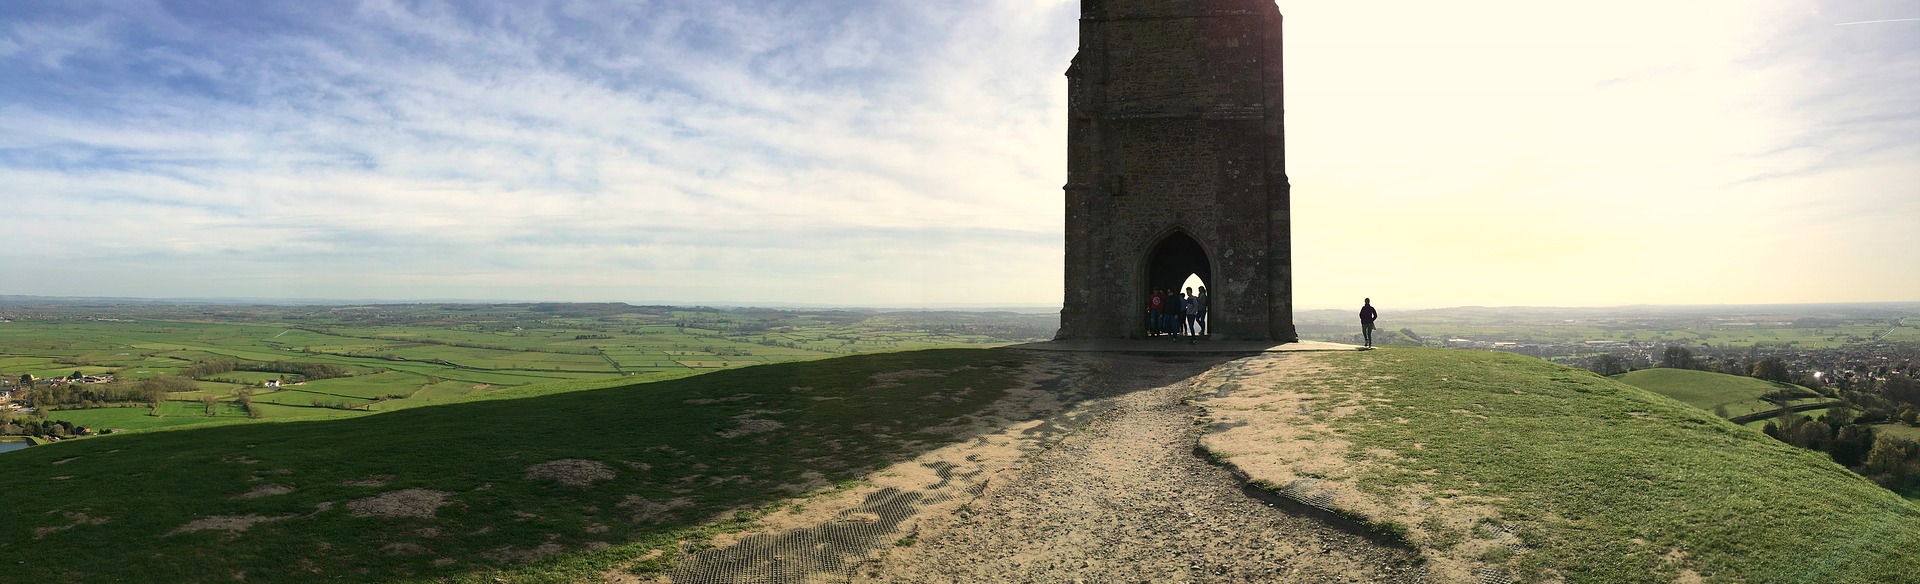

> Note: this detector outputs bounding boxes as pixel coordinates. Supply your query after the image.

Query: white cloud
[0,0,1913,309]
[1,0,1076,305]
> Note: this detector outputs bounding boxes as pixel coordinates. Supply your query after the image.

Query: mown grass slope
[1214,348,1920,583]
[2,348,1033,583]
[1615,367,1828,418]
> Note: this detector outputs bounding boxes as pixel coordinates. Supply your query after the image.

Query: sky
[1,0,1916,310]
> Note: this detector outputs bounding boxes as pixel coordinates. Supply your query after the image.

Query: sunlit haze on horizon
[2,1,1916,310]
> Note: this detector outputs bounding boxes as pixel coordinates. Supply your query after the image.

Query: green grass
[1615,368,1825,418]
[1869,423,1920,441]
[295,371,432,399]
[208,371,292,384]
[0,348,1032,582]
[1742,408,1839,429]
[2,309,1039,433]
[37,402,362,431]
[1299,348,1920,583]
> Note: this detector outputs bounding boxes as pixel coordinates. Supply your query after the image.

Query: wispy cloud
[2,0,1914,308]
[2,0,1078,305]
[1827,18,1920,25]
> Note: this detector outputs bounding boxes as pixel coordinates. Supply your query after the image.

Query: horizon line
[3,294,1918,313]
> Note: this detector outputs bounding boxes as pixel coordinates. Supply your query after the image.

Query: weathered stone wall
[1059,0,1296,341]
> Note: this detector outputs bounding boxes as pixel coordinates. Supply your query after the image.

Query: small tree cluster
[1586,353,1629,376]
[1763,409,1875,467]
[1862,435,1920,493]
[1749,357,1792,384]
[1662,346,1699,370]
[2,415,81,438]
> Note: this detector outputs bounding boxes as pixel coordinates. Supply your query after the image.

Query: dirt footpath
[658,352,1427,583]
[864,353,1424,583]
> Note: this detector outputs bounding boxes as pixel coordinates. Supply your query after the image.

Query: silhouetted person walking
[1359,298,1378,348]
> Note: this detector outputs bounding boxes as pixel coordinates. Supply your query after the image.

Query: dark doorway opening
[1144,231,1212,337]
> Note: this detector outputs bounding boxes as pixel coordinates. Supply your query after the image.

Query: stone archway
[1142,231,1212,337]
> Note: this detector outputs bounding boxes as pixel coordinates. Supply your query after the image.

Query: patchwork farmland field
[1615,368,1832,419]
[0,301,1055,432]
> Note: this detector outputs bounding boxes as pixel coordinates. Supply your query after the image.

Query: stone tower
[1057,0,1297,341]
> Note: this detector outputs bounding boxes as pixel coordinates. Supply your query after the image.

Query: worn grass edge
[1189,441,1420,551]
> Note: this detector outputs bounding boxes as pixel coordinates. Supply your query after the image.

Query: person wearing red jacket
[1149,290,1167,336]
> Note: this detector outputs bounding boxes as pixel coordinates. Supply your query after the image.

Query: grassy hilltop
[9,345,1920,583]
[1196,347,1920,583]
[3,349,1035,583]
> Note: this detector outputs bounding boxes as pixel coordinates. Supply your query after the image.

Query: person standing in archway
[1359,298,1378,348]
[1196,285,1209,336]
[1149,289,1167,336]
[1182,286,1201,340]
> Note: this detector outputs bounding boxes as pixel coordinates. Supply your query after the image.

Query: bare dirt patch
[868,368,957,388]
[1191,353,1511,583]
[340,474,396,487]
[870,353,1422,583]
[167,514,296,537]
[524,459,616,486]
[220,455,259,464]
[651,357,1083,582]
[347,489,451,519]
[617,495,692,524]
[716,412,784,438]
[234,483,294,500]
[654,353,1422,583]
[34,511,110,539]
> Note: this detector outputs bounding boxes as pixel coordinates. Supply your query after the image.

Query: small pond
[0,441,32,454]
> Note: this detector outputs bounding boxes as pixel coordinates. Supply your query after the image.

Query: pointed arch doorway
[1142,231,1212,338]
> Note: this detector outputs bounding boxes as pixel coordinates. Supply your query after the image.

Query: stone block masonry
[1059,0,1296,341]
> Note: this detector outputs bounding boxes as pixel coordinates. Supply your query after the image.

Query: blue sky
[2,0,1916,309]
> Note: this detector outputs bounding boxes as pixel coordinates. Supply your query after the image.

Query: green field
[1614,368,1829,418]
[1206,347,1920,583]
[36,402,364,431]
[1,304,1052,432]
[0,349,1033,582]
[1869,423,1920,441]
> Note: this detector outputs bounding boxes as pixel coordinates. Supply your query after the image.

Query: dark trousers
[1362,323,1374,346]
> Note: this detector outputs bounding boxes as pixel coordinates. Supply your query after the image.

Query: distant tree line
[182,358,349,381]
[18,376,195,409]
[1763,410,1875,467]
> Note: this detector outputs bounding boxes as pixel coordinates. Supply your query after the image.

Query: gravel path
[862,354,1428,583]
